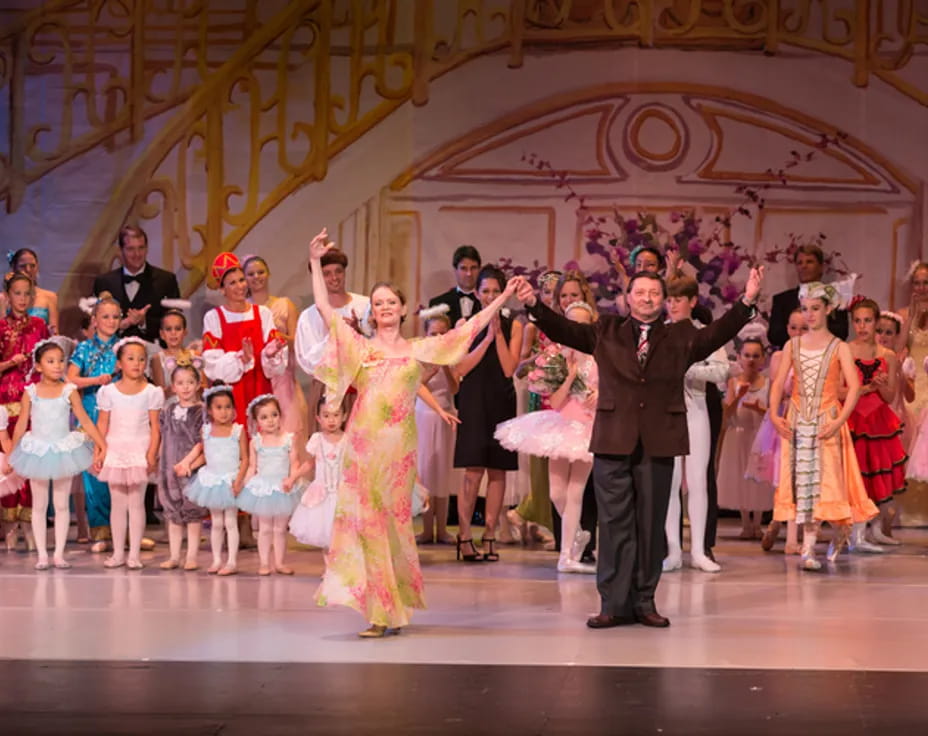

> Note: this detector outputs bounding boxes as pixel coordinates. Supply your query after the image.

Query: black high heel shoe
[456,536,484,562]
[482,537,500,562]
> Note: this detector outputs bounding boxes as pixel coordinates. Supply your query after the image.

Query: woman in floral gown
[308,229,517,637]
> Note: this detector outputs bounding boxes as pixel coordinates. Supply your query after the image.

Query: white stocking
[30,478,51,563]
[125,483,146,563]
[224,509,239,567]
[50,478,71,561]
[549,457,592,563]
[109,485,130,563]
[257,514,273,569]
[272,514,289,569]
[209,509,226,567]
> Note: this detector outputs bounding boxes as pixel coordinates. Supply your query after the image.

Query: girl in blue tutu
[6,340,107,569]
[238,394,306,575]
[183,384,247,576]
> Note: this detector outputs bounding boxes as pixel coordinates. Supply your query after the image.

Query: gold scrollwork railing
[57,0,927,312]
[0,0,262,212]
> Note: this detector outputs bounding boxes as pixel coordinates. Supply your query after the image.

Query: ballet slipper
[90,541,108,554]
[34,559,49,571]
[557,558,596,574]
[690,554,721,573]
[207,563,221,574]
[126,559,144,570]
[217,565,237,576]
[159,559,180,570]
[258,567,273,576]
[870,526,901,546]
[53,558,71,570]
[103,557,126,569]
[276,565,295,575]
[183,561,200,571]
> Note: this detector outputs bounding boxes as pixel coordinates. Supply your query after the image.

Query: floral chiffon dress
[313,314,482,628]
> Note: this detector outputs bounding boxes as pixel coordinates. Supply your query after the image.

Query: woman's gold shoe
[358,625,401,638]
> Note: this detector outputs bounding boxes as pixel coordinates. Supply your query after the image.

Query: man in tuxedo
[93,225,180,342]
[515,267,763,628]
[767,244,848,349]
[428,245,482,325]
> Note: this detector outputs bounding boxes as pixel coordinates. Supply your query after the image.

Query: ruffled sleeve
[147,385,166,411]
[62,382,77,401]
[305,432,321,458]
[202,309,253,383]
[313,313,368,408]
[410,314,485,366]
[96,384,113,412]
[232,423,243,440]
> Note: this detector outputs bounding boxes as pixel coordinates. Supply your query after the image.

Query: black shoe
[482,538,499,562]
[456,536,484,562]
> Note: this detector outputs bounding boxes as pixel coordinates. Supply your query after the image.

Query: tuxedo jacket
[767,286,848,349]
[93,263,181,341]
[528,300,754,458]
[429,287,481,326]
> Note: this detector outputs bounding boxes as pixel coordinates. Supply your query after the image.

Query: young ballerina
[289,398,347,549]
[183,385,246,575]
[0,273,50,550]
[237,394,304,575]
[414,310,461,545]
[717,337,771,540]
[69,294,121,551]
[846,298,907,551]
[769,281,878,570]
[662,276,730,573]
[496,300,599,574]
[0,407,23,508]
[6,340,106,569]
[95,337,165,569]
[158,362,208,570]
[755,308,806,554]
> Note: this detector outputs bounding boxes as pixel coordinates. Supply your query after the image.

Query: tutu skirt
[96,463,149,486]
[745,414,781,486]
[0,451,23,497]
[184,469,237,510]
[289,481,336,548]
[237,475,303,516]
[494,409,592,463]
[849,401,907,503]
[9,431,93,480]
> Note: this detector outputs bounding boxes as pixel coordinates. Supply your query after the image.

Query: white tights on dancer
[256,514,292,574]
[30,477,71,568]
[107,482,146,568]
[209,508,239,574]
[549,457,594,572]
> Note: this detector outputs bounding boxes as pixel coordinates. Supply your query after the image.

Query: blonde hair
[553,270,598,321]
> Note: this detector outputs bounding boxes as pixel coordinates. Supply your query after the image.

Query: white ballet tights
[109,482,146,563]
[665,402,717,570]
[209,508,239,569]
[257,514,290,571]
[167,521,203,565]
[30,477,71,563]
[548,457,593,564]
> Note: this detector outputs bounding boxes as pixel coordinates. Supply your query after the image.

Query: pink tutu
[0,451,23,497]
[745,413,780,486]
[300,479,328,508]
[495,408,592,462]
[96,464,150,486]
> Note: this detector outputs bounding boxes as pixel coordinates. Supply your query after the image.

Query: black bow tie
[123,272,142,285]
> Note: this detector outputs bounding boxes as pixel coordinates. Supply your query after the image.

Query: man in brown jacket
[514,266,764,628]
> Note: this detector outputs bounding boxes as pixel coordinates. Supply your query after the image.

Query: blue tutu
[236,475,303,517]
[10,431,93,480]
[184,468,238,510]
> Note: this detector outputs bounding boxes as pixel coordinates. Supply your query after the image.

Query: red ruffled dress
[847,358,907,504]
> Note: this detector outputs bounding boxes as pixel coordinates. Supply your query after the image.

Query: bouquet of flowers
[526,344,588,397]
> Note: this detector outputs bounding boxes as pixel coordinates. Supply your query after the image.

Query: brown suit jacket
[527,300,754,457]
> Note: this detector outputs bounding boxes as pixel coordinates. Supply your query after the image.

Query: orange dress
[773,337,878,524]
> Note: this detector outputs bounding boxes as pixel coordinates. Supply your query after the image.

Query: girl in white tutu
[5,340,106,569]
[95,337,165,569]
[238,394,305,575]
[289,399,346,549]
[495,300,599,573]
[184,384,247,575]
[0,407,23,502]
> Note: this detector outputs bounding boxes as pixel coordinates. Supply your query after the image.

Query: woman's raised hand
[309,228,332,261]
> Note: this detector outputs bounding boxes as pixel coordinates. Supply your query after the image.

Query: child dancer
[237,394,304,575]
[770,281,877,571]
[6,340,106,569]
[69,294,121,551]
[718,338,771,539]
[184,385,246,575]
[662,276,730,573]
[289,399,346,549]
[158,361,207,570]
[496,300,598,573]
[846,298,907,551]
[414,309,460,545]
[0,273,50,550]
[754,308,805,554]
[95,337,165,569]
[149,305,202,393]
[0,408,23,506]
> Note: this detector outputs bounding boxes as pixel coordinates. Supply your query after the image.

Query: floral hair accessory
[538,271,563,289]
[847,295,867,312]
[78,296,100,315]
[210,252,241,287]
[112,336,148,357]
[246,392,277,418]
[563,300,595,319]
[798,274,857,310]
[31,337,61,364]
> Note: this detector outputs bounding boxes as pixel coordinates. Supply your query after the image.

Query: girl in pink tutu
[95,337,165,569]
[496,300,598,573]
[289,399,346,549]
[754,308,805,554]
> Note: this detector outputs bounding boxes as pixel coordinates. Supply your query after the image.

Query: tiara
[563,300,595,318]
[112,336,148,357]
[31,337,61,364]
[246,392,276,417]
[203,384,233,401]
[160,298,192,311]
[538,271,563,289]
[881,310,903,325]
